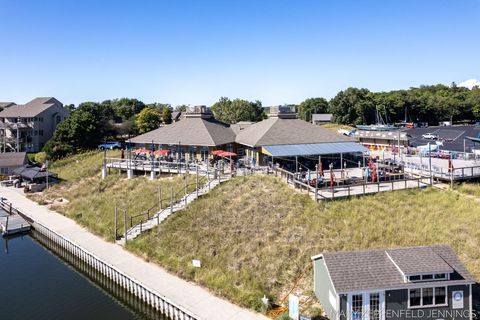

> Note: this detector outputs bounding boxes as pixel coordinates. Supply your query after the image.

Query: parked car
[98,141,122,150]
[421,133,438,140]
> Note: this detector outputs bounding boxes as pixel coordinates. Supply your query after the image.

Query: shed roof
[130,114,236,147]
[235,117,356,147]
[0,152,27,168]
[263,142,367,157]
[0,97,63,117]
[313,245,475,293]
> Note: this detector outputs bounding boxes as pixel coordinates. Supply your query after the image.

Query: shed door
[348,292,385,320]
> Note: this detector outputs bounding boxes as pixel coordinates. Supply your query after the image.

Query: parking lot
[404,125,480,152]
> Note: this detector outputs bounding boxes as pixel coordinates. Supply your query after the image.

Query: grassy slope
[127,175,480,314]
[30,151,204,241]
[320,123,355,131]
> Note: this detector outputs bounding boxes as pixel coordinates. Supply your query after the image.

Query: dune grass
[127,175,480,315]
[30,151,204,241]
[455,182,480,198]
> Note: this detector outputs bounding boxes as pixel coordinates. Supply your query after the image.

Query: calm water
[0,231,167,320]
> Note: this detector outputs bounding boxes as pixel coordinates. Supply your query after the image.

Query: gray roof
[131,115,236,147]
[230,121,254,135]
[387,246,453,275]
[312,113,333,122]
[13,165,56,180]
[0,97,63,117]
[0,152,27,168]
[235,116,356,147]
[315,245,475,293]
[0,102,16,109]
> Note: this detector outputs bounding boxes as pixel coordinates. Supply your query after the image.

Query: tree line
[44,84,480,159]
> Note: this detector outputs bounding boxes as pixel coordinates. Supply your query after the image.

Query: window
[409,289,421,307]
[409,287,447,308]
[435,287,446,305]
[409,275,421,282]
[408,273,448,282]
[352,294,363,320]
[422,288,433,305]
[369,293,380,320]
[39,130,44,136]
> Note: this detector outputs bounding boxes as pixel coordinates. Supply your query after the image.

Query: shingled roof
[0,152,27,168]
[131,114,236,147]
[313,245,475,293]
[235,116,356,147]
[0,97,63,117]
[0,102,16,109]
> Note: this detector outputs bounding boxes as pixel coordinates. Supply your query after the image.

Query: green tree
[297,97,329,122]
[210,97,264,124]
[329,88,375,125]
[102,98,146,122]
[135,107,163,133]
[43,102,110,159]
[162,107,173,124]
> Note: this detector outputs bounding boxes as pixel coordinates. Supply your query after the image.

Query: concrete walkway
[0,186,268,320]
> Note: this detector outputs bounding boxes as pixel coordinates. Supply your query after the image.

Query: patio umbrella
[154,149,171,155]
[133,148,150,154]
[220,151,237,157]
[212,150,224,156]
[372,166,377,182]
[319,161,324,177]
[330,170,334,187]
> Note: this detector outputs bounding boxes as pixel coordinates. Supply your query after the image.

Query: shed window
[409,286,447,308]
[409,289,421,307]
[422,288,433,305]
[351,294,363,320]
[422,274,433,281]
[435,287,446,305]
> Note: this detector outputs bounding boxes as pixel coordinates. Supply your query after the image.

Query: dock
[0,202,31,236]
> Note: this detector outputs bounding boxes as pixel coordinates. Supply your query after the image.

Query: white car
[422,133,438,140]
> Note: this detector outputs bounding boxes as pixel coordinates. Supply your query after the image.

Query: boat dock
[0,201,31,236]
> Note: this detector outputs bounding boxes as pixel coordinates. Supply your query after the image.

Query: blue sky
[0,0,479,106]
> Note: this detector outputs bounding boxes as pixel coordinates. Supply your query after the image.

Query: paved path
[0,186,268,320]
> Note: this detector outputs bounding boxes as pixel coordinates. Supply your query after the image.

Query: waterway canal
[0,231,166,320]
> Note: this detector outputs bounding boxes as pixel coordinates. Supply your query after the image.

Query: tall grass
[127,175,480,314]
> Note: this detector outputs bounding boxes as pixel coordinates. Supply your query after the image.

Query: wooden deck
[0,205,31,236]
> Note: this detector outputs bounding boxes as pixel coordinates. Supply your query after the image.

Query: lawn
[30,151,205,241]
[126,175,480,316]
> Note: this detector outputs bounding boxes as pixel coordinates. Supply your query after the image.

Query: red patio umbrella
[212,150,224,156]
[154,149,170,155]
[220,151,237,157]
[330,171,334,187]
[133,148,150,153]
[319,161,324,177]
